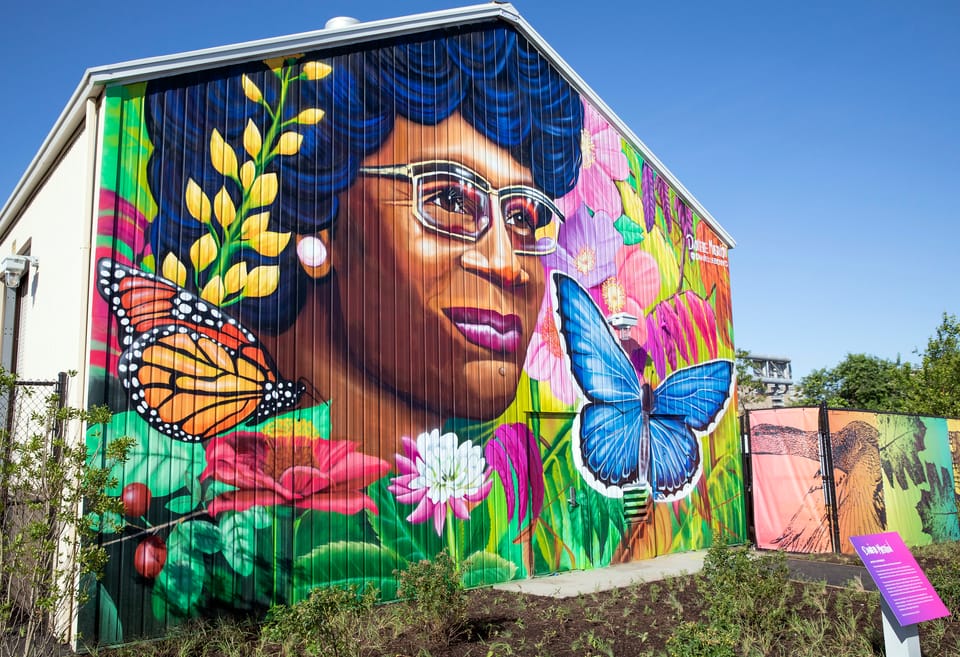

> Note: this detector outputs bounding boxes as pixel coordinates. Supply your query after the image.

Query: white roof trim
[0,2,734,247]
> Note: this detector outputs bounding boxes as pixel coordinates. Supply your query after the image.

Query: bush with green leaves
[0,372,133,656]
[666,621,737,657]
[700,540,791,640]
[396,550,467,646]
[261,584,380,657]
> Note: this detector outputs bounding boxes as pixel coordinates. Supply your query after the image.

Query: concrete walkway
[493,550,708,598]
[492,550,874,598]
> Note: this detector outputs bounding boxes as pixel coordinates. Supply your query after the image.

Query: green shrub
[700,540,790,641]
[666,621,737,657]
[396,550,467,646]
[261,584,379,657]
[928,562,960,621]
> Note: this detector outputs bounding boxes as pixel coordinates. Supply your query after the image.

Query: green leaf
[169,520,222,554]
[461,551,517,588]
[88,511,125,534]
[292,541,401,603]
[203,479,238,503]
[97,584,123,645]
[219,510,256,577]
[248,506,273,529]
[366,479,442,563]
[293,509,370,558]
[153,554,205,616]
[614,215,645,245]
[165,494,198,514]
[94,412,206,497]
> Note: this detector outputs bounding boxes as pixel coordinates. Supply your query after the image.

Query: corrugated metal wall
[81,23,742,645]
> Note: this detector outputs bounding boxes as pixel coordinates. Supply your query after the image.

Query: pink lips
[443,307,523,354]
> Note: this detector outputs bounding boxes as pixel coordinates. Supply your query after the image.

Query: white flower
[388,429,492,536]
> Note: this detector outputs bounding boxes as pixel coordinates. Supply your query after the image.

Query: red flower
[199,431,390,517]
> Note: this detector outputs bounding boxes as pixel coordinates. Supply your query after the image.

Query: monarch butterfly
[96,259,304,442]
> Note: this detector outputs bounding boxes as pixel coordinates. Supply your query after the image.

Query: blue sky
[2,0,957,380]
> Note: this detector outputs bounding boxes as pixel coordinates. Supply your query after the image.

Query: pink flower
[612,247,661,344]
[524,298,577,404]
[199,431,389,517]
[557,101,630,218]
[485,424,544,529]
[388,430,492,536]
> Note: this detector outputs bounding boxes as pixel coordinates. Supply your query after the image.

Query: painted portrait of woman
[86,21,743,643]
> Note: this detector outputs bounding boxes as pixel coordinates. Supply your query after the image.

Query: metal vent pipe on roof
[325,16,360,29]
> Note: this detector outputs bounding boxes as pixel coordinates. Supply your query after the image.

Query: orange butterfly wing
[98,259,303,442]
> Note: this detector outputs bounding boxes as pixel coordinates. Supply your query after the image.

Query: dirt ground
[379,553,954,657]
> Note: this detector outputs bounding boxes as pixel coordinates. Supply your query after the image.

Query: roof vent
[325,16,360,29]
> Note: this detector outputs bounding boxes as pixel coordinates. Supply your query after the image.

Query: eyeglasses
[358,160,563,256]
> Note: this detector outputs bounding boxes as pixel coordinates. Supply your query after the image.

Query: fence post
[740,411,756,545]
[817,402,841,553]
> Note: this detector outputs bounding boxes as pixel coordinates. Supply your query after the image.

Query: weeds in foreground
[396,550,468,647]
[91,541,960,657]
[262,584,382,657]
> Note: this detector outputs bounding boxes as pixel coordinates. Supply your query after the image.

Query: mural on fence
[750,407,960,555]
[81,26,741,644]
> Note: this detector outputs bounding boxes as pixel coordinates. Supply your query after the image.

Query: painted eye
[419,176,489,237]
[426,185,467,214]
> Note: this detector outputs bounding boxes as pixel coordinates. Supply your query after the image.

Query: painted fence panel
[749,407,826,552]
[748,407,959,556]
[81,25,742,644]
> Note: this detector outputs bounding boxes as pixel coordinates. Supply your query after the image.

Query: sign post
[850,532,950,657]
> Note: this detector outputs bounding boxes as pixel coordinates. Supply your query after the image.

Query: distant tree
[793,353,913,412]
[907,313,960,417]
[735,349,768,413]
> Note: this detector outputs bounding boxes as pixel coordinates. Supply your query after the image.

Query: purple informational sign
[850,532,950,626]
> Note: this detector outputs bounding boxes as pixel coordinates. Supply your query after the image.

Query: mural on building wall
[82,26,741,644]
[750,407,960,555]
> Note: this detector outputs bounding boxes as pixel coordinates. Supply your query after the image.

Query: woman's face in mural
[331,113,548,419]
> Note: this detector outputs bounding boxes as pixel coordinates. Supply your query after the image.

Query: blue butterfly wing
[554,273,645,495]
[648,416,700,500]
[578,401,645,490]
[649,360,734,499]
[553,273,643,404]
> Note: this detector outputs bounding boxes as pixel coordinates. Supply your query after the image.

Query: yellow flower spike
[189,233,219,271]
[239,161,257,190]
[275,132,303,156]
[213,187,237,228]
[295,108,326,125]
[243,120,263,158]
[247,173,279,208]
[263,56,287,75]
[249,230,292,257]
[223,261,249,295]
[241,212,270,239]
[185,179,211,223]
[210,130,239,179]
[241,75,263,104]
[161,252,187,287]
[243,265,280,298]
[200,275,226,306]
[302,61,332,81]
[616,180,645,227]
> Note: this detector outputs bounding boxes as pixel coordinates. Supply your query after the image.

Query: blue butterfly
[552,272,734,501]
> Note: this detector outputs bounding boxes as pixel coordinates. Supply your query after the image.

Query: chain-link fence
[0,374,67,634]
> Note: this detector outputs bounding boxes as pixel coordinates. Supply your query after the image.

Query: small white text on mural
[686,235,729,268]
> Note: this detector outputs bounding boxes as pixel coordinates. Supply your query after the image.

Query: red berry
[121,483,152,517]
[134,535,167,579]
